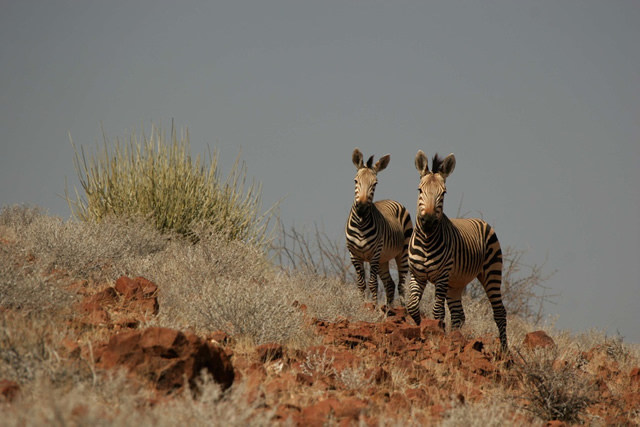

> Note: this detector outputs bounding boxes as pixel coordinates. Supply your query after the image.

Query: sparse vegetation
[1,133,639,425]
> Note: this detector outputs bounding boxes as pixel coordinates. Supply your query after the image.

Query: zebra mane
[366,155,375,169]
[430,153,444,174]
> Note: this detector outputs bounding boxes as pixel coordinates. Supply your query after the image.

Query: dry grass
[2,371,273,427]
[2,204,640,425]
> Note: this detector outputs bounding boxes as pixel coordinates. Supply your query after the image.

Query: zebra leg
[395,253,409,301]
[432,280,449,330]
[378,262,396,306]
[350,256,367,299]
[368,258,381,305]
[478,270,508,351]
[406,275,427,325]
[446,287,465,329]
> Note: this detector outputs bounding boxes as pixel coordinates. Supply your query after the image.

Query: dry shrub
[66,123,274,247]
[0,206,78,310]
[513,348,597,424]
[467,246,556,324]
[125,224,310,345]
[1,204,169,283]
[0,310,92,386]
[0,243,76,311]
[279,270,381,324]
[271,219,354,283]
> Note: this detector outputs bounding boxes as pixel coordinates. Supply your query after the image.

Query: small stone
[522,330,555,349]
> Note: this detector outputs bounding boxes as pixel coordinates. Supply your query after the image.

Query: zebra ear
[366,155,375,169]
[374,154,390,173]
[352,148,364,169]
[415,150,429,176]
[440,153,456,179]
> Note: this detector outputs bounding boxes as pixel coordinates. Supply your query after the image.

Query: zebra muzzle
[355,202,369,216]
[419,214,438,231]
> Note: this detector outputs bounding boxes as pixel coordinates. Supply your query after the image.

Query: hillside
[1,206,639,426]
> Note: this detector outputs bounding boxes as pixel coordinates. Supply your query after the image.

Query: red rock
[623,391,640,411]
[469,354,496,376]
[594,378,611,398]
[420,319,445,337]
[128,297,159,315]
[385,306,409,324]
[389,329,408,354]
[363,302,376,311]
[522,330,555,349]
[405,387,428,403]
[71,403,89,418]
[79,287,118,312]
[296,372,313,386]
[388,392,411,414]
[96,327,234,392]
[449,330,467,350]
[430,403,445,419]
[61,337,81,358]
[0,379,20,402]
[134,276,158,297]
[275,403,301,423]
[83,308,111,326]
[256,343,283,362]
[114,317,140,330]
[396,324,421,341]
[301,398,341,425]
[115,276,142,300]
[334,397,368,419]
[630,366,640,389]
[464,339,484,353]
[371,366,391,385]
[207,330,231,346]
[544,421,567,427]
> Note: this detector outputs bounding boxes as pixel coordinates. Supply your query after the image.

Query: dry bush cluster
[66,124,273,246]
[513,348,598,423]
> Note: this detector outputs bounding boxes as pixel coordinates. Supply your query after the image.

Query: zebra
[345,148,413,306]
[406,150,508,350]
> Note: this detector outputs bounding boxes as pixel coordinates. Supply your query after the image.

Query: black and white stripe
[407,151,507,350]
[346,148,413,305]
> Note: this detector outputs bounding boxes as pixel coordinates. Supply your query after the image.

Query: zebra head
[352,148,390,216]
[414,150,456,232]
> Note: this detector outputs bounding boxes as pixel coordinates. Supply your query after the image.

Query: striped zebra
[406,151,508,350]
[345,148,413,306]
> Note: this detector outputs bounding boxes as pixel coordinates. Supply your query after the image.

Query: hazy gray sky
[2,1,639,342]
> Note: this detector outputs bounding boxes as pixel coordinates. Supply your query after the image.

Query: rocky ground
[2,274,639,426]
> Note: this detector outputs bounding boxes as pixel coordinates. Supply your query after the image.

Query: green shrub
[66,124,274,246]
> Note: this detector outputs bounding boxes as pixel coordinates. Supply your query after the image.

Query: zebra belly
[447,272,478,289]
